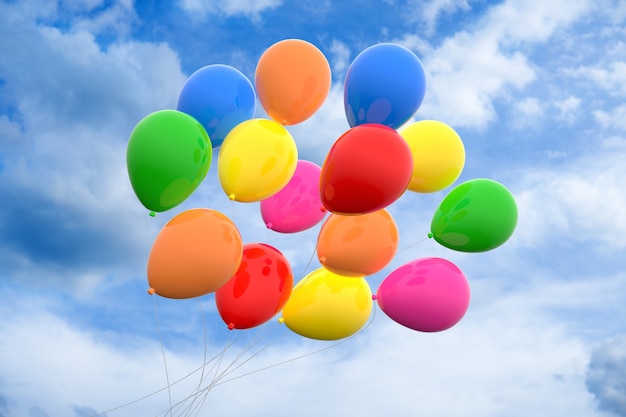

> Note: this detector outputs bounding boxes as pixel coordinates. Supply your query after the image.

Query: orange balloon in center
[316,209,399,277]
[255,39,331,125]
[147,208,243,299]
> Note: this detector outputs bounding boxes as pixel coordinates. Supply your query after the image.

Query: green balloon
[430,178,517,252]
[127,109,212,213]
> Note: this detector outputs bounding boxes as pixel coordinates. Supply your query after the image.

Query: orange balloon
[316,209,399,277]
[255,39,331,125]
[147,208,243,299]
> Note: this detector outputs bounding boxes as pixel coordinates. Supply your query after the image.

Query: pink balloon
[260,160,326,233]
[376,257,470,332]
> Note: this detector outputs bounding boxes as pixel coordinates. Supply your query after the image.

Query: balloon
[215,243,293,330]
[376,257,470,332]
[260,160,326,233]
[218,118,298,202]
[177,64,256,147]
[320,124,413,214]
[127,110,212,213]
[147,209,243,299]
[430,178,518,252]
[317,209,398,277]
[400,120,465,193]
[255,39,331,125]
[344,43,426,129]
[281,268,372,340]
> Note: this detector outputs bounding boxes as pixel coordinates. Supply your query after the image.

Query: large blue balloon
[177,64,257,147]
[344,43,426,129]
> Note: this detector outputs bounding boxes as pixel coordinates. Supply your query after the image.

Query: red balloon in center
[320,124,413,215]
[216,243,293,330]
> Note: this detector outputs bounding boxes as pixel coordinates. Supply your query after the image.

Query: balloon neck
[319,256,326,263]
[371,294,377,301]
[149,211,156,217]
[427,232,433,239]
[320,206,327,212]
[227,323,235,330]
[278,317,285,324]
[228,193,236,201]
[147,288,155,295]
[266,222,273,229]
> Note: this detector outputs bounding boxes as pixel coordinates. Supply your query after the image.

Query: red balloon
[215,243,294,330]
[320,124,413,214]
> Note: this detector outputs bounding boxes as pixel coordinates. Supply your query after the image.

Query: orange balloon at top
[255,39,331,125]
[317,209,399,277]
[147,208,243,299]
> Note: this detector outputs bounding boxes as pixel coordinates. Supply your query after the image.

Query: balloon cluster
[127,40,518,341]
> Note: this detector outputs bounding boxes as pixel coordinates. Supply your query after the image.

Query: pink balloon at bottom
[260,160,326,233]
[376,257,470,332]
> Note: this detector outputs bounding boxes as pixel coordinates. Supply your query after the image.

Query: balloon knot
[371,294,377,301]
[320,206,327,212]
[147,288,155,295]
[266,222,273,229]
[278,317,285,324]
[228,193,236,201]
[427,232,433,239]
[227,323,235,330]
[319,257,326,263]
[149,211,156,217]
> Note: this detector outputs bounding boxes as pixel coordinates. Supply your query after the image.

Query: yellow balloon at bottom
[218,118,298,202]
[280,267,372,340]
[400,120,465,193]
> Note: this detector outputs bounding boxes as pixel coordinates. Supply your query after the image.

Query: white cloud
[594,104,626,130]
[420,34,535,128]
[486,0,591,44]
[1,271,621,417]
[0,4,188,287]
[569,61,626,96]
[510,96,543,129]
[328,39,351,78]
[555,96,582,124]
[60,0,106,13]
[410,0,591,129]
[512,138,626,251]
[178,0,282,20]
[404,0,471,36]
[587,335,626,416]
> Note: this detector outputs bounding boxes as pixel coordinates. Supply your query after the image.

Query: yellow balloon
[280,267,372,340]
[400,120,465,193]
[218,118,298,202]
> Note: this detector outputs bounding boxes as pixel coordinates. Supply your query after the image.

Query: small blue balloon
[344,43,426,130]
[177,64,257,147]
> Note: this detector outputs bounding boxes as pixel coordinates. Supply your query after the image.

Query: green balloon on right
[430,178,518,252]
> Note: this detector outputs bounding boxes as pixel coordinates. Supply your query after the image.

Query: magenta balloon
[260,160,326,233]
[376,257,470,332]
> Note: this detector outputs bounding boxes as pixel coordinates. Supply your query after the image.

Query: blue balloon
[344,43,426,129]
[177,64,257,147]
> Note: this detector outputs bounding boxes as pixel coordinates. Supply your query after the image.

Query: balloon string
[213,305,378,387]
[177,300,210,417]
[396,233,433,256]
[89,304,376,417]
[165,324,279,416]
[152,296,173,417]
[86,324,242,416]
[157,325,238,417]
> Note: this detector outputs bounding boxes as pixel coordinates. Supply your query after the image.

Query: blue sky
[1,0,626,416]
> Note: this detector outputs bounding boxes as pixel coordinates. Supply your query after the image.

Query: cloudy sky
[1,0,626,416]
